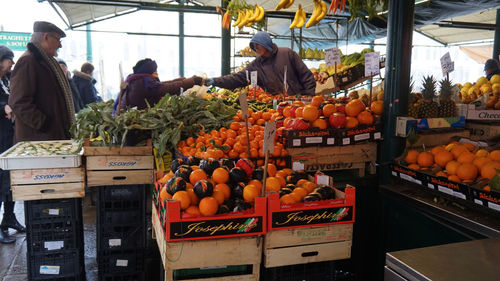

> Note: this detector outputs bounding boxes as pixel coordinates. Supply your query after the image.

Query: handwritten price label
[325,47,341,66]
[251,71,258,88]
[440,52,454,76]
[239,91,249,119]
[263,121,277,154]
[364,52,380,77]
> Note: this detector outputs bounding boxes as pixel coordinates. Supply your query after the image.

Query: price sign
[239,91,249,119]
[364,52,380,77]
[251,71,258,88]
[263,121,277,154]
[325,47,341,66]
[440,52,454,76]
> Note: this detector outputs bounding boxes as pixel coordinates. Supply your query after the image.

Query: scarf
[31,43,76,125]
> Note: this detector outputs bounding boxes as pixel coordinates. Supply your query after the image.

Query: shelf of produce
[151,204,261,281]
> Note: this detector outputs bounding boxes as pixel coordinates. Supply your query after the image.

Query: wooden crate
[83,138,152,156]
[10,168,85,201]
[86,155,154,187]
[152,205,261,281]
[263,224,353,268]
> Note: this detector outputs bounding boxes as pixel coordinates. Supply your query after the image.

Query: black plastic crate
[98,248,145,275]
[27,250,85,281]
[97,224,146,251]
[26,220,83,254]
[98,272,145,281]
[98,208,145,226]
[98,185,146,203]
[25,198,82,224]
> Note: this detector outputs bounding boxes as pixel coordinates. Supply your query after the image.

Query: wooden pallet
[152,205,261,281]
[263,223,353,268]
[10,167,85,201]
[86,155,154,187]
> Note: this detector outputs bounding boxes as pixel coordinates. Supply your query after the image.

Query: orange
[456,163,478,181]
[445,160,460,175]
[159,186,172,202]
[480,161,500,180]
[447,175,461,182]
[267,163,277,177]
[430,146,446,156]
[302,105,319,122]
[185,205,201,216]
[357,110,374,125]
[186,188,199,205]
[275,175,287,188]
[281,168,293,176]
[283,105,292,118]
[212,189,225,204]
[292,187,308,199]
[345,116,359,128]
[243,184,261,203]
[312,118,328,129]
[311,96,324,107]
[472,156,491,169]
[288,192,302,203]
[198,197,219,216]
[190,169,208,185]
[214,183,231,200]
[322,104,336,117]
[434,150,453,167]
[302,181,317,193]
[475,149,489,157]
[345,99,365,117]
[488,150,500,162]
[457,151,475,163]
[435,171,447,178]
[445,142,458,151]
[172,191,191,210]
[462,142,476,152]
[404,150,419,164]
[296,179,309,187]
[248,179,263,191]
[408,164,420,170]
[417,151,434,167]
[451,145,468,159]
[229,122,241,131]
[265,177,281,193]
[212,168,229,184]
[370,100,383,115]
[275,170,288,179]
[280,194,297,204]
[295,107,303,118]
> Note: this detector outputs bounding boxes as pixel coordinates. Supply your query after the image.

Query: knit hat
[33,21,66,38]
[484,59,500,71]
[249,31,274,53]
[133,58,158,74]
[0,45,14,62]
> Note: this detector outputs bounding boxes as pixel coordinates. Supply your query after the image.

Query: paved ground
[0,191,99,281]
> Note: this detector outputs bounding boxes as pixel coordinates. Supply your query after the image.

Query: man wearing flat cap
[8,21,75,142]
[484,59,500,80]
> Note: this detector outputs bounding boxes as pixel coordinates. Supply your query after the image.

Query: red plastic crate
[267,186,355,231]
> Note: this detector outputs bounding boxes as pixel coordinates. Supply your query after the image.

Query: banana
[255,5,265,22]
[284,0,294,9]
[289,4,302,29]
[315,1,327,24]
[275,0,288,10]
[305,0,321,28]
[296,6,306,28]
[232,11,244,27]
[248,5,260,22]
[238,9,252,28]
[245,9,255,26]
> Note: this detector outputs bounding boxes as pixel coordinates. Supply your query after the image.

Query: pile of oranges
[404,141,500,189]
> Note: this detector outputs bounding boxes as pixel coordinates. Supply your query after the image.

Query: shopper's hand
[5,104,12,120]
[192,75,204,86]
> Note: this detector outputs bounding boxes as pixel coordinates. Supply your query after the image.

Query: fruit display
[438,77,457,117]
[227,0,265,30]
[416,75,439,118]
[211,87,275,109]
[458,74,500,107]
[300,48,325,60]
[3,141,80,157]
[238,46,257,57]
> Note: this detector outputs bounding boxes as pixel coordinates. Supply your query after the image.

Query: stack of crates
[97,184,147,281]
[25,198,85,281]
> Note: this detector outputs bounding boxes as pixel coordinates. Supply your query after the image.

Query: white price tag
[239,91,249,119]
[116,259,128,267]
[305,137,323,144]
[245,70,249,83]
[399,173,414,182]
[283,65,288,94]
[263,121,277,154]
[488,202,500,211]
[316,175,330,185]
[44,241,64,251]
[374,132,381,140]
[109,239,122,247]
[354,133,370,141]
[453,191,466,200]
[440,52,454,76]
[250,71,258,88]
[414,179,422,185]
[325,47,341,66]
[392,171,398,177]
[364,52,380,77]
[48,209,59,215]
[427,183,435,189]
[326,137,335,145]
[40,265,60,275]
[438,185,454,195]
[342,138,350,145]
[474,199,483,205]
[292,139,301,147]
[292,161,305,171]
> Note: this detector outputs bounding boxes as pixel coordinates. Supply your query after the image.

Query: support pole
[493,9,500,61]
[179,0,185,77]
[86,23,92,62]
[380,0,415,184]
[221,0,231,75]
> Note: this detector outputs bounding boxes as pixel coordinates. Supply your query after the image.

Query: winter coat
[73,70,101,106]
[214,44,316,96]
[69,77,84,113]
[119,74,197,110]
[9,43,72,142]
[0,75,14,201]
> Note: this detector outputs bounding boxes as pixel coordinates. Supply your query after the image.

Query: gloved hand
[204,78,215,87]
[192,76,203,86]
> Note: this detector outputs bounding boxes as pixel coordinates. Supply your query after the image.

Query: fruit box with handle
[157,196,267,241]
[267,186,355,231]
[470,185,500,213]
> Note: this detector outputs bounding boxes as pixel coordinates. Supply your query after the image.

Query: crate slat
[11,168,84,185]
[86,170,153,187]
[83,139,152,156]
[86,155,154,170]
[12,182,85,201]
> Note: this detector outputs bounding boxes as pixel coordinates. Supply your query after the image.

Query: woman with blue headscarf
[206,31,315,96]
[118,58,204,110]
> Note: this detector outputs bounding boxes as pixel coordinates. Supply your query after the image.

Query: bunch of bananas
[289,4,306,29]
[275,0,294,10]
[233,4,265,29]
[305,0,327,28]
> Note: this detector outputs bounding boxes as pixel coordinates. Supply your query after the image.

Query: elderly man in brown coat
[9,21,74,142]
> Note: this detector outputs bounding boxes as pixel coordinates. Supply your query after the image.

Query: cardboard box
[466,104,500,121]
[406,129,470,148]
[466,121,500,140]
[396,116,465,137]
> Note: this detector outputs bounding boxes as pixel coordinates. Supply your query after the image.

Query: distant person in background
[57,58,84,113]
[118,58,203,110]
[484,59,500,80]
[206,31,316,96]
[0,45,25,244]
[73,62,102,106]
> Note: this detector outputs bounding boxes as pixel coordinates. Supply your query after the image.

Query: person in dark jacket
[118,58,203,110]
[73,62,102,106]
[0,45,25,244]
[484,59,500,80]
[57,58,84,113]
[9,21,74,142]
[206,31,316,96]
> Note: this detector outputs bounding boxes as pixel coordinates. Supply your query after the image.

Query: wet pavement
[0,190,99,281]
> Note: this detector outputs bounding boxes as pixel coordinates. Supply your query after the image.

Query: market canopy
[44,0,499,47]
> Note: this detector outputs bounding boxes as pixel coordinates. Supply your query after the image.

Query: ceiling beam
[437,20,498,31]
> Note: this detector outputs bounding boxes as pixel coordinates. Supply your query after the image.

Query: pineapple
[417,75,438,118]
[438,77,457,117]
[408,93,421,118]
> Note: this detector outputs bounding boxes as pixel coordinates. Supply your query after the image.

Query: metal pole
[179,0,185,77]
[380,0,415,184]
[493,9,500,61]
[221,0,231,75]
[86,23,92,62]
